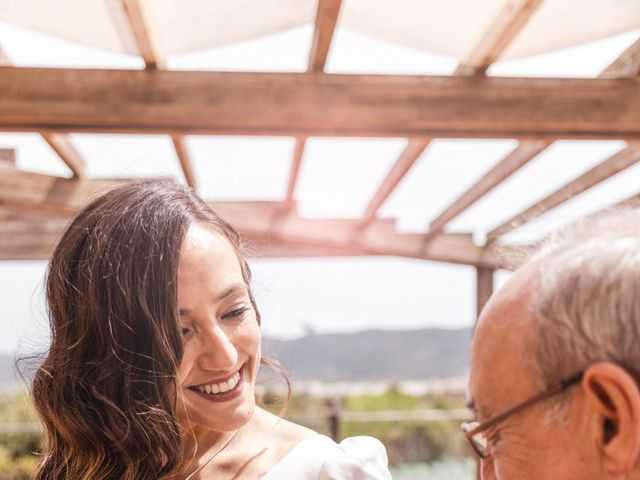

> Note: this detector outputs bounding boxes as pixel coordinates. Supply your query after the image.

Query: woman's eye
[222,307,249,320]
[181,327,193,338]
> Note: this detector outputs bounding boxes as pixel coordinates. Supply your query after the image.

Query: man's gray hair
[527,209,640,387]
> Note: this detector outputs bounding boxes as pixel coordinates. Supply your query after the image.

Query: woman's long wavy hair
[31,180,280,480]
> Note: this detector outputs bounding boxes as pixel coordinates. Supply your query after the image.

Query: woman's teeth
[195,372,240,395]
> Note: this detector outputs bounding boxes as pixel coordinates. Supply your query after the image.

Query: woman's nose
[197,325,238,371]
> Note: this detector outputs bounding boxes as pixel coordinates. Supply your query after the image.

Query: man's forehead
[468,265,541,417]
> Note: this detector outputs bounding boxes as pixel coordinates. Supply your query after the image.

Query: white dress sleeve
[318,436,392,480]
[262,434,392,480]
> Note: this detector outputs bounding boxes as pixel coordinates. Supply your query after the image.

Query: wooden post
[0,149,15,167]
[326,397,341,442]
[476,267,494,320]
[475,267,494,479]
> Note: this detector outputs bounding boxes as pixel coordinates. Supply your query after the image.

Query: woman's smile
[187,365,245,403]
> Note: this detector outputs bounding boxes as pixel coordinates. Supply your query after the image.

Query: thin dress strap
[185,430,238,480]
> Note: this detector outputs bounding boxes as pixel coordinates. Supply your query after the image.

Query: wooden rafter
[116,1,199,190]
[120,0,163,69]
[601,38,640,79]
[424,36,640,241]
[0,149,15,167]
[2,68,639,139]
[0,166,497,267]
[280,0,343,217]
[487,143,640,241]
[308,0,342,72]
[456,0,544,75]
[609,192,640,211]
[421,0,546,238]
[284,136,307,212]
[583,190,640,221]
[425,140,551,239]
[171,134,196,190]
[41,133,86,179]
[0,165,129,214]
[358,139,431,230]
[360,1,543,234]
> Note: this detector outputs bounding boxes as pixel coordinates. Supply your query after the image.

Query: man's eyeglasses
[461,370,584,459]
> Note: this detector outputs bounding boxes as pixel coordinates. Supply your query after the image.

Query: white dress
[262,434,392,480]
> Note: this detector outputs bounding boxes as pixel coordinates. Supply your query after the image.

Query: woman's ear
[582,362,640,475]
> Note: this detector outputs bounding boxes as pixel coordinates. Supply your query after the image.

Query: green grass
[0,387,473,473]
[0,391,38,424]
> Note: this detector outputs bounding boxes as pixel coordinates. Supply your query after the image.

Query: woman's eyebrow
[214,282,247,303]
[178,282,248,316]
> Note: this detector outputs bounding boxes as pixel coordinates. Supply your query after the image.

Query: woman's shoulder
[265,434,392,480]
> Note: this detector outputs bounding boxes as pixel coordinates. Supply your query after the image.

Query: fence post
[326,397,341,442]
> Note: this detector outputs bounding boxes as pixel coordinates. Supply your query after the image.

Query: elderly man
[464,213,640,479]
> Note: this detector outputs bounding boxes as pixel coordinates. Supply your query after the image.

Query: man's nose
[197,325,239,371]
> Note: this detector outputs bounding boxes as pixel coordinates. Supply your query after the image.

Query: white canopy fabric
[0,0,638,60]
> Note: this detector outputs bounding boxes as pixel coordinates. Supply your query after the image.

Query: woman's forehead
[179,224,243,283]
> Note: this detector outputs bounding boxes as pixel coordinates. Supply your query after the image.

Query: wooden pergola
[1,0,640,316]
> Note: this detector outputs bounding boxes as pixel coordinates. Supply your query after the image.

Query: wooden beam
[0,149,16,167]
[0,165,129,214]
[358,139,430,230]
[0,45,9,66]
[586,191,640,219]
[0,167,497,267]
[171,134,196,190]
[456,0,544,75]
[308,0,342,72]
[425,36,640,242]
[118,2,196,189]
[424,35,640,245]
[487,143,640,241]
[0,44,89,179]
[601,39,640,79]
[426,140,551,238]
[609,192,640,211]
[362,2,543,236]
[1,68,640,139]
[41,133,86,179]
[120,0,164,69]
[284,136,307,211]
[0,218,495,267]
[278,0,342,218]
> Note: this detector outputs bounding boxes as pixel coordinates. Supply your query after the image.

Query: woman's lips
[188,366,245,403]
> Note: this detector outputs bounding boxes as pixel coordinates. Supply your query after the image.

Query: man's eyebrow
[465,398,477,413]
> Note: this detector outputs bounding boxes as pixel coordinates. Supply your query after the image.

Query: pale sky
[0,20,639,354]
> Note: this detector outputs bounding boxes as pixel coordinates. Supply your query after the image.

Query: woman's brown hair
[31,180,268,480]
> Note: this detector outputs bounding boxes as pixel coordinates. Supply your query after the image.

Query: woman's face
[175,222,261,435]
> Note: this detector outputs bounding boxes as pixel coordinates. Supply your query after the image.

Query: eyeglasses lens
[462,421,489,458]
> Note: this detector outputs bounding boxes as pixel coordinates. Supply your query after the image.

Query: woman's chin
[179,393,256,435]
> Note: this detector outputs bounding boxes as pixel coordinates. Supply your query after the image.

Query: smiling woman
[30,180,391,480]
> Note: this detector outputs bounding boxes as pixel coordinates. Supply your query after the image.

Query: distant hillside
[263,328,472,382]
[0,328,473,389]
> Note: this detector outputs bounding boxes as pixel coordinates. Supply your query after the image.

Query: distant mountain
[263,328,472,382]
[0,328,473,389]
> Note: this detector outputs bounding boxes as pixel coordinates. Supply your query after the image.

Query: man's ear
[582,362,640,475]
